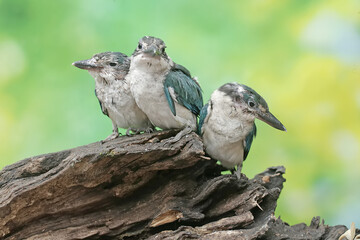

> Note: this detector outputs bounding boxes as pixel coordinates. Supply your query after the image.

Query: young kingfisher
[73,52,153,142]
[127,36,203,140]
[198,82,286,179]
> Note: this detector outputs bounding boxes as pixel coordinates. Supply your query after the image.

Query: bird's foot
[234,164,243,179]
[101,132,120,143]
[143,126,155,134]
[126,128,135,136]
[235,169,241,179]
[127,126,155,135]
[167,126,193,144]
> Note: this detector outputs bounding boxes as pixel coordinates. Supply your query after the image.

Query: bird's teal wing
[244,124,257,160]
[198,103,209,135]
[164,64,203,117]
[173,63,191,78]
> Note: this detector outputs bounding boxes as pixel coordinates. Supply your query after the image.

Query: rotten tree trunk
[0,130,350,239]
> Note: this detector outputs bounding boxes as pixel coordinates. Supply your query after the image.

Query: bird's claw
[166,126,193,145]
[144,127,155,134]
[126,128,134,136]
[101,132,120,143]
[235,169,241,179]
[126,126,155,136]
[234,164,243,179]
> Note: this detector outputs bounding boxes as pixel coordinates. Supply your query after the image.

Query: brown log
[0,130,350,239]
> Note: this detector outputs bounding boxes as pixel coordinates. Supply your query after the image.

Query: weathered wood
[0,130,350,239]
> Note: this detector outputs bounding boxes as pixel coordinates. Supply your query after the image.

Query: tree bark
[0,130,350,239]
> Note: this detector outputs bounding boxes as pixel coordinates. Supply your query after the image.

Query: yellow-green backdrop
[1,0,359,227]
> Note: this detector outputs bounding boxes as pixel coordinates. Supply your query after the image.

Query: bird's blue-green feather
[244,124,257,160]
[164,64,203,117]
[173,63,191,78]
[198,103,209,135]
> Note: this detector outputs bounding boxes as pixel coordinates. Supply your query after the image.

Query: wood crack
[0,130,351,239]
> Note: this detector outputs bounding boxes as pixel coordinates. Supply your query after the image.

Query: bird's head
[133,36,167,58]
[131,36,171,72]
[218,82,286,131]
[72,52,130,81]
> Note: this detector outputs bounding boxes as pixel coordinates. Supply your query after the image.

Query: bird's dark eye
[248,101,256,108]
[109,62,117,66]
[138,43,142,49]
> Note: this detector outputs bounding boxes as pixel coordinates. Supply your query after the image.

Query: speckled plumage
[199,82,286,178]
[73,52,153,141]
[127,36,203,131]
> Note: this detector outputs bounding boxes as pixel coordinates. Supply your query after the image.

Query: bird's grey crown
[218,82,269,110]
[91,52,130,74]
[73,51,130,73]
[139,36,166,47]
[93,52,129,65]
[132,36,168,59]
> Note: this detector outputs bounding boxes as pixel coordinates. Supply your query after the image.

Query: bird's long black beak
[143,45,161,57]
[72,59,99,70]
[256,110,287,131]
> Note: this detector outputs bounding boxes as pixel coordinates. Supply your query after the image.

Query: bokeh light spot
[332,130,359,162]
[0,39,26,84]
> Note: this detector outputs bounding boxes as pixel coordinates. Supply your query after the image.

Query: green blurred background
[0,0,359,226]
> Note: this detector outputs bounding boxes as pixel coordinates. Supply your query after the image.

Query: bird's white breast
[91,72,151,129]
[202,90,255,168]
[128,54,196,130]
